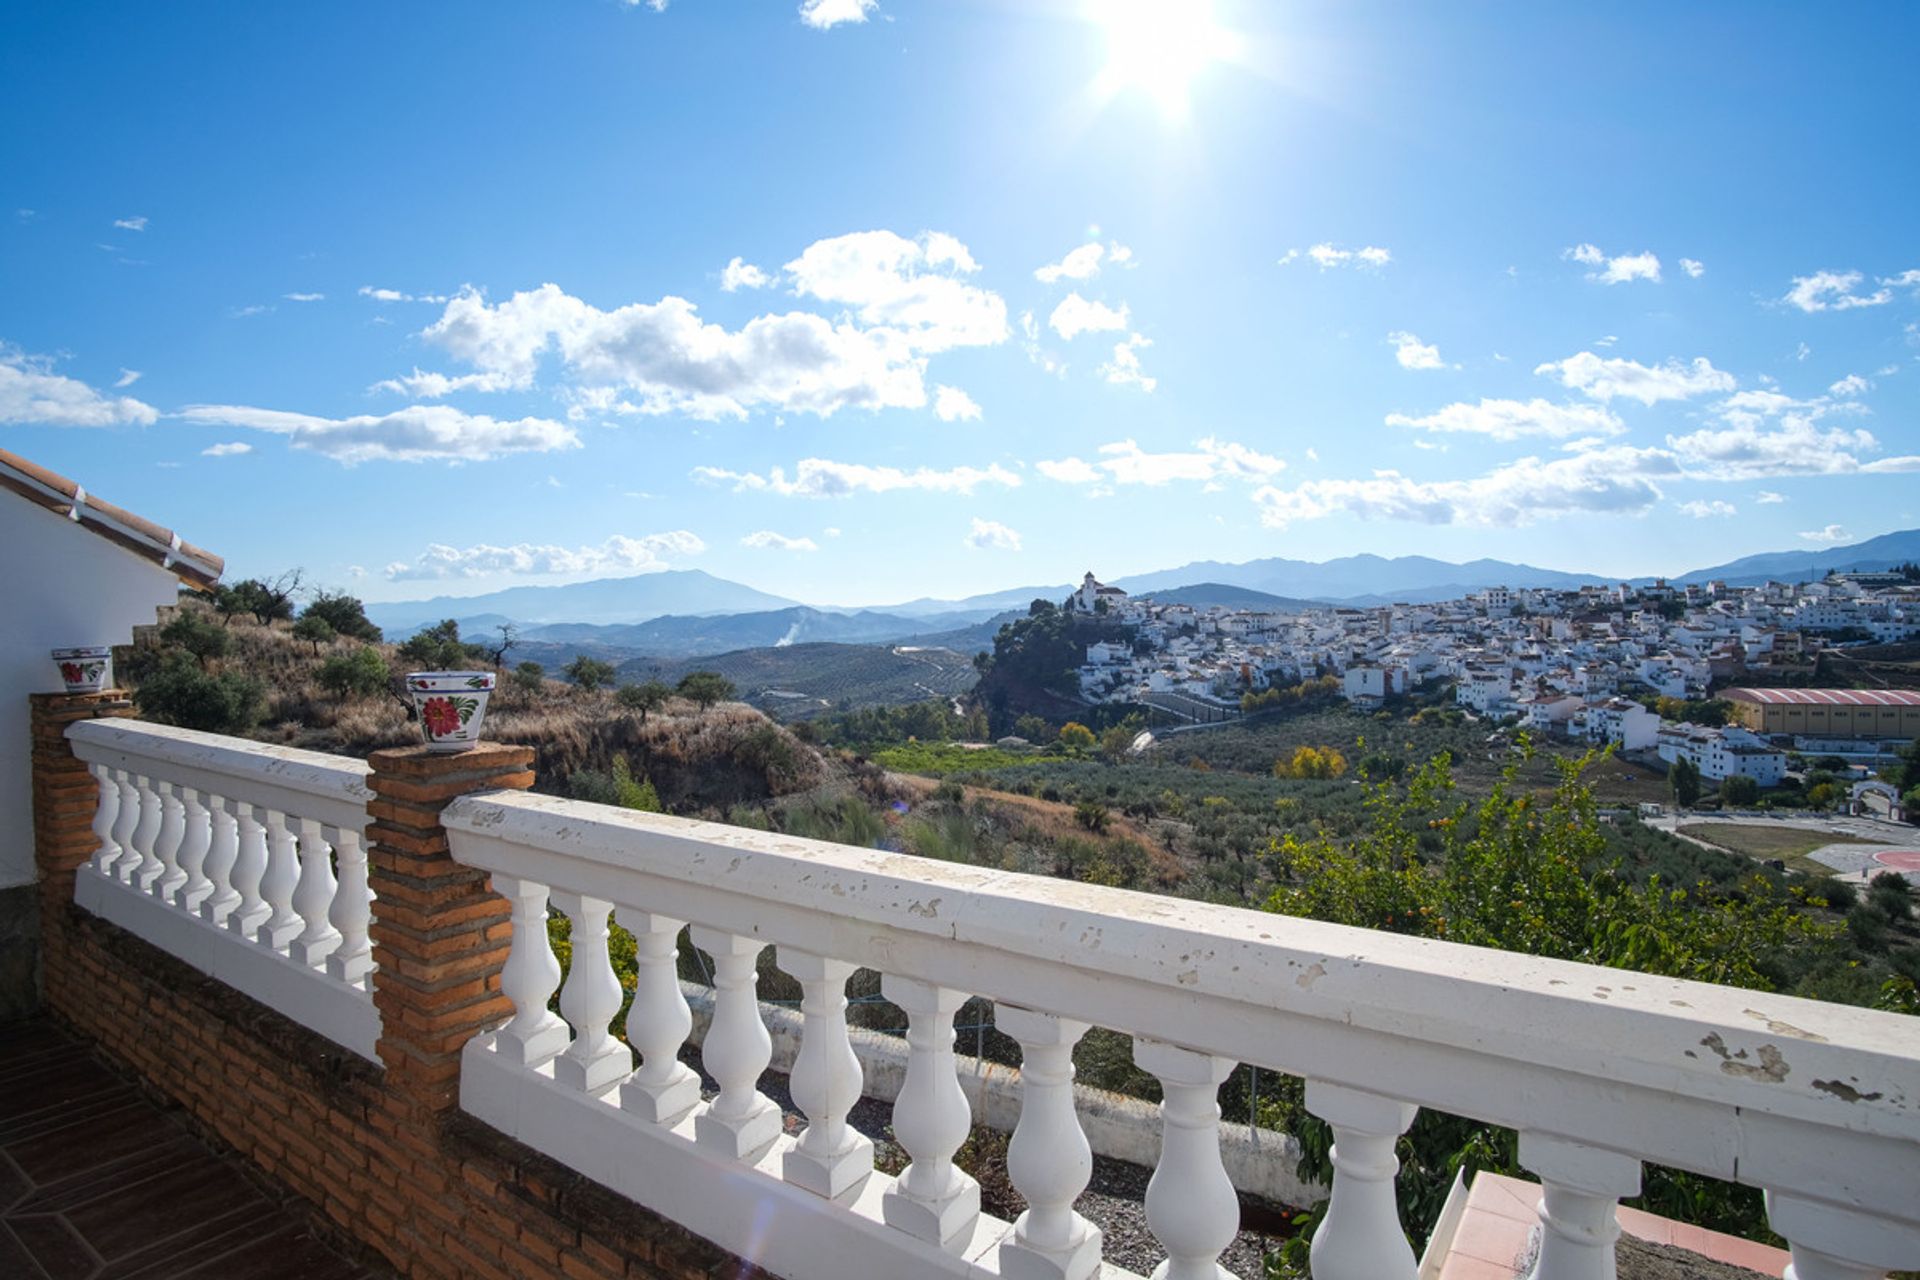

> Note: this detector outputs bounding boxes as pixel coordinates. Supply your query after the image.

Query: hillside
[365,569,797,631]
[1132,582,1317,612]
[520,605,995,657]
[1675,528,1920,585]
[613,641,979,719]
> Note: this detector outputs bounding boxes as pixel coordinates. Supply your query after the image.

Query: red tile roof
[0,447,224,590]
[1724,687,1920,707]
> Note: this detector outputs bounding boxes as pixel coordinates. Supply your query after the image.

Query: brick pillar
[366,743,535,1112]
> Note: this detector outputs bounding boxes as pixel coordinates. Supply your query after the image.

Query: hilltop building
[1072,571,1129,615]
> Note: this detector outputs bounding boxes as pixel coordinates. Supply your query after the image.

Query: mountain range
[365,528,1920,652]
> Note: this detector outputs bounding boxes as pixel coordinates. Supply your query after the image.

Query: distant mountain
[1133,582,1320,612]
[1674,528,1920,586]
[869,584,1075,618]
[521,606,993,659]
[364,570,798,632]
[1112,554,1603,602]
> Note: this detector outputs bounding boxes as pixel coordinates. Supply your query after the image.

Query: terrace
[19,693,1920,1280]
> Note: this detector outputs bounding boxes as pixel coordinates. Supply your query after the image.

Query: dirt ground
[1618,1235,1773,1279]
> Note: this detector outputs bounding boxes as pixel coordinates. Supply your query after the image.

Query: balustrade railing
[443,790,1920,1280]
[66,718,379,1060]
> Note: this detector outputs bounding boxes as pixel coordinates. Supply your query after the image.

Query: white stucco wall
[0,495,184,889]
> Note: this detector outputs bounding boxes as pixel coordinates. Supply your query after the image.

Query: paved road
[1645,811,1920,885]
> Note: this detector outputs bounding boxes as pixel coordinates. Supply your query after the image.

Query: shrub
[291,614,335,655]
[398,620,488,670]
[1719,774,1759,807]
[159,610,233,665]
[616,679,671,720]
[1073,799,1111,834]
[563,656,616,691]
[512,661,545,693]
[301,591,382,642]
[316,645,390,700]
[1058,722,1096,751]
[1274,745,1348,780]
[134,651,264,734]
[676,671,735,710]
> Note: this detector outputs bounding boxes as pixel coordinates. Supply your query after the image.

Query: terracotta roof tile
[0,446,224,590]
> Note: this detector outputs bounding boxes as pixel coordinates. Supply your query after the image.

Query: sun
[1089,0,1240,120]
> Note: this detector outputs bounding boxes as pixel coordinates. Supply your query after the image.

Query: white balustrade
[325,827,374,985]
[66,719,378,1061]
[493,874,569,1067]
[778,950,873,1201]
[614,909,700,1125]
[551,892,630,1095]
[689,926,780,1160]
[1135,1038,1238,1280]
[879,976,979,1250]
[999,1005,1102,1280]
[1306,1081,1420,1280]
[414,774,1920,1280]
[1518,1132,1640,1280]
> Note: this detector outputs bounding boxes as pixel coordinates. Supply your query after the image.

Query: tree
[316,646,390,699]
[1057,722,1096,751]
[1668,755,1702,807]
[159,610,232,666]
[1073,800,1111,834]
[512,661,546,694]
[1099,724,1137,760]
[1013,714,1051,742]
[616,679,672,722]
[1720,774,1759,807]
[213,570,304,626]
[1274,745,1348,780]
[291,614,335,655]
[676,671,735,710]
[134,651,264,734]
[485,622,519,670]
[301,591,382,643]
[564,656,616,692]
[399,620,488,670]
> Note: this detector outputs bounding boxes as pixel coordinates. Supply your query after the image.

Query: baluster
[150,782,188,900]
[881,977,979,1250]
[225,801,272,939]
[287,817,343,965]
[688,927,780,1160]
[997,1005,1102,1280]
[325,827,375,984]
[614,910,700,1124]
[492,875,568,1066]
[1135,1038,1239,1280]
[550,893,629,1094]
[171,787,213,911]
[778,950,873,1201]
[199,796,242,926]
[1519,1133,1639,1280]
[1305,1081,1419,1280]
[256,809,302,949]
[1766,1192,1915,1280]
[127,774,164,889]
[86,763,121,876]
[109,771,142,882]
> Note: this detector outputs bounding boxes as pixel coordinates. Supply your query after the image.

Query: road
[1644,810,1920,884]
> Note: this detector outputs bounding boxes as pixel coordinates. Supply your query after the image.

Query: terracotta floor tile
[1449,1205,1534,1268]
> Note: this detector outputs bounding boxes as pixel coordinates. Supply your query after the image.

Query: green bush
[291,614,335,654]
[159,610,233,665]
[563,656,616,691]
[301,591,382,642]
[134,651,264,734]
[316,646,390,699]
[512,661,545,693]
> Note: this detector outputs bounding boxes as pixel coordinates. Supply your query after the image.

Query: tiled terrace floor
[0,1017,387,1280]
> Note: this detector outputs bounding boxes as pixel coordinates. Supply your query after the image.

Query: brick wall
[29,696,770,1280]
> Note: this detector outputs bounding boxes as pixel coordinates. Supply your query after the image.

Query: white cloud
[720,257,771,292]
[1385,398,1624,441]
[1034,241,1132,284]
[1098,333,1156,391]
[1387,331,1445,371]
[781,229,1001,351]
[1535,351,1736,404]
[1279,243,1391,270]
[358,285,450,304]
[965,518,1021,551]
[0,347,159,427]
[1679,258,1705,279]
[176,403,580,464]
[1666,415,1920,480]
[1048,292,1129,340]
[741,530,819,552]
[1798,524,1850,545]
[1756,490,1786,504]
[1782,270,1891,313]
[799,0,875,28]
[385,530,704,582]
[113,216,148,232]
[371,369,520,398]
[1885,268,1920,294]
[1676,499,1736,518]
[200,442,253,457]
[693,457,1020,497]
[113,368,141,388]
[933,384,981,421]
[230,304,273,318]
[1563,243,1662,285]
[1252,445,1678,529]
[1828,373,1870,397]
[283,292,325,302]
[1039,437,1282,488]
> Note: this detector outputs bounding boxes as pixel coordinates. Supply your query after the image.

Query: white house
[1578,697,1660,751]
[1342,664,1403,706]
[1072,571,1129,615]
[1656,724,1787,787]
[0,448,223,1018]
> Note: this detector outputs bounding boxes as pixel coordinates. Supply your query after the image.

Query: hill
[1132,582,1317,612]
[1112,553,1602,602]
[364,569,798,632]
[519,605,995,657]
[614,641,979,720]
[1675,528,1920,585]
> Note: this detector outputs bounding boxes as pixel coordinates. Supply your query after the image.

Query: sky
[3,0,1918,608]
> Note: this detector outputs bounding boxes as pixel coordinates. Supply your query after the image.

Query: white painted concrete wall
[0,495,182,888]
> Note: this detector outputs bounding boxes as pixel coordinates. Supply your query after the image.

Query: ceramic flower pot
[52,646,113,694]
[406,671,495,753]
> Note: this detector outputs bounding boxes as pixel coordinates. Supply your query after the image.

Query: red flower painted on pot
[421,696,464,737]
[60,662,84,683]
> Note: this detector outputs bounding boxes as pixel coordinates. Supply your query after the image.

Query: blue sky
[3,0,1917,607]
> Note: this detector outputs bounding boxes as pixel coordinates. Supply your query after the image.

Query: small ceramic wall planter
[52,646,113,694]
[406,671,496,753]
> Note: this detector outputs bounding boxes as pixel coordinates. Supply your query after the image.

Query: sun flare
[1089,0,1240,119]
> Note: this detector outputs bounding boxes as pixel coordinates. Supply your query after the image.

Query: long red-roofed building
[1722,686,1920,738]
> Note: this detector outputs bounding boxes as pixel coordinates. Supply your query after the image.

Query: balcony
[26,696,1920,1280]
